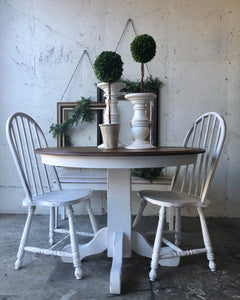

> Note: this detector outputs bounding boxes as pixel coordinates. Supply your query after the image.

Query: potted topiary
[125,34,157,149]
[94,51,124,149]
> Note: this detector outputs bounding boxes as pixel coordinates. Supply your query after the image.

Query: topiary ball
[94,51,123,83]
[130,34,156,63]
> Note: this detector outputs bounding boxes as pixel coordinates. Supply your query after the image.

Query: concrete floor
[0,214,240,300]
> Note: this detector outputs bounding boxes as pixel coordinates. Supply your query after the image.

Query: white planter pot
[99,124,120,149]
[125,92,156,149]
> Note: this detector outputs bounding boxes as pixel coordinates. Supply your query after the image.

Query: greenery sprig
[121,76,161,93]
[131,168,164,183]
[49,97,94,139]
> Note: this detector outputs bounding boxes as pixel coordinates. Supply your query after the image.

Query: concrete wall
[0,0,239,217]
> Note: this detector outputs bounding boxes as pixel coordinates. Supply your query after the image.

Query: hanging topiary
[130,34,156,92]
[94,51,123,123]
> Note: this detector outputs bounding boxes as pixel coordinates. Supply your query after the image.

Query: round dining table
[36,146,204,294]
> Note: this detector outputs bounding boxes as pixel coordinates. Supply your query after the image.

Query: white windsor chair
[136,112,226,281]
[6,112,98,279]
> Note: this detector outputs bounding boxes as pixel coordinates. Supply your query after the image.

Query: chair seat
[139,190,210,208]
[23,189,93,207]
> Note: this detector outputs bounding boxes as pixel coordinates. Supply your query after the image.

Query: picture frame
[57,97,105,147]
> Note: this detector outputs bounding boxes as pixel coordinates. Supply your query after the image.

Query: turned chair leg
[84,199,98,234]
[132,199,147,229]
[66,205,82,279]
[54,207,58,229]
[149,206,166,281]
[15,206,35,270]
[49,207,55,245]
[175,207,181,246]
[197,207,216,272]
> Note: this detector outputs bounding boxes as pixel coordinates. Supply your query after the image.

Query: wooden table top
[35,146,205,157]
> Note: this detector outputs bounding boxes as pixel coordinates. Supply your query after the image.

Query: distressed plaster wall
[0,0,239,217]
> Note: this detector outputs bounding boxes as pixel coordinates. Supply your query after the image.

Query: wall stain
[39,46,73,65]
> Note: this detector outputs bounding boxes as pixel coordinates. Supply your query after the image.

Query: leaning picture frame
[57,98,105,147]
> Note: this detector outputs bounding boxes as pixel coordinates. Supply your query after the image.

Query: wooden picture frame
[57,98,105,147]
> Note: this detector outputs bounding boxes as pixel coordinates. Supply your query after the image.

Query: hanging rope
[59,49,95,102]
[59,18,151,103]
[115,18,150,76]
[115,19,137,52]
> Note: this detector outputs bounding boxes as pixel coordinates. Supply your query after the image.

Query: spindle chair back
[170,111,226,203]
[6,112,61,202]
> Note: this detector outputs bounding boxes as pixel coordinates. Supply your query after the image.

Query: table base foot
[132,230,180,267]
[110,232,123,294]
[61,227,108,263]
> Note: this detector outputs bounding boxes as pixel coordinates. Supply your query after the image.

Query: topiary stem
[141,63,144,92]
[108,82,111,124]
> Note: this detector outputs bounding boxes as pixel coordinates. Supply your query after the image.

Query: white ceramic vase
[125,92,156,149]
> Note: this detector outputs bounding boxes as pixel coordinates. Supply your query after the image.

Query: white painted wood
[107,169,132,257]
[54,228,95,237]
[84,199,98,234]
[137,112,226,280]
[131,231,180,267]
[175,207,181,246]
[149,207,166,281]
[197,207,216,271]
[6,112,96,279]
[37,144,202,293]
[61,227,108,262]
[41,154,198,169]
[66,205,82,279]
[15,206,35,270]
[98,82,126,125]
[59,171,171,192]
[49,206,55,245]
[132,199,147,229]
[125,93,156,149]
[136,112,226,224]
[110,232,123,294]
[24,246,73,257]
[167,207,174,231]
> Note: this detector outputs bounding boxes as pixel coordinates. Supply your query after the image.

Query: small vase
[125,92,156,149]
[99,124,120,149]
